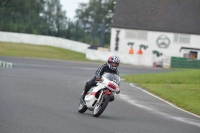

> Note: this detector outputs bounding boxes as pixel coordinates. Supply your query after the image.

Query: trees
[0,0,45,33]
[0,0,116,47]
[74,0,116,46]
[0,0,67,36]
[41,0,67,36]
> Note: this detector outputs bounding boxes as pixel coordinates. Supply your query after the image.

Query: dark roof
[112,0,200,35]
[180,47,200,52]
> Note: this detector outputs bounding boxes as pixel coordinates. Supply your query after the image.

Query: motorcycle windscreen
[102,73,120,85]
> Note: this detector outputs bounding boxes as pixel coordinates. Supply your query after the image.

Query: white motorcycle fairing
[84,73,120,111]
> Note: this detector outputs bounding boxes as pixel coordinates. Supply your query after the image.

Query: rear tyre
[93,95,110,117]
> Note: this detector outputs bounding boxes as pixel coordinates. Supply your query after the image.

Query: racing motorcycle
[78,73,120,117]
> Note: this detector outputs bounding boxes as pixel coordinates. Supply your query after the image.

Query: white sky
[60,0,89,20]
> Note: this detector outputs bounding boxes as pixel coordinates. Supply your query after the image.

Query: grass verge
[121,69,200,116]
[0,42,92,62]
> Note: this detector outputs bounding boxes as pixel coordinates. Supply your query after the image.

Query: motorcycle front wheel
[93,94,110,117]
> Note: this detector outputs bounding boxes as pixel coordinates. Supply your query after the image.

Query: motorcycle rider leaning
[81,55,120,102]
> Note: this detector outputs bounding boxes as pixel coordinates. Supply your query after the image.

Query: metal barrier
[171,57,200,69]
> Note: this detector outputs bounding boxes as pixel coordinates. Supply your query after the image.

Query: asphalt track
[0,57,200,133]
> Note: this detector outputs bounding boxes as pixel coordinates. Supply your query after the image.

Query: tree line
[0,0,115,47]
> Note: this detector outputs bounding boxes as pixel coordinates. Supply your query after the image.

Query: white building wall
[110,28,200,60]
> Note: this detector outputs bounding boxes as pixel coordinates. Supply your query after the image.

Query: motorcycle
[78,73,120,117]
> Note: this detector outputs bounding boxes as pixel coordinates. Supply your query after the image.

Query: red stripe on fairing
[106,91,111,95]
[92,92,97,95]
[104,89,111,95]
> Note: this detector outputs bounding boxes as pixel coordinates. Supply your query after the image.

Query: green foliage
[0,0,115,47]
[153,50,162,57]
[139,44,148,50]
[128,42,134,46]
[73,0,116,46]
[0,0,67,36]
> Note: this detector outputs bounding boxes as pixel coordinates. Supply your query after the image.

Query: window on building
[174,34,190,44]
[183,53,190,58]
[125,30,148,40]
[190,51,198,59]
[183,51,198,59]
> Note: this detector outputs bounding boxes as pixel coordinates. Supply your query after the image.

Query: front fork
[96,90,104,103]
[96,89,112,104]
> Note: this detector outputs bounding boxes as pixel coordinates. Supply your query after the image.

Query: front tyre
[93,95,110,117]
[78,101,87,113]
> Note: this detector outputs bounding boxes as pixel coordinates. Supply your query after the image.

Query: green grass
[0,41,92,61]
[121,69,200,116]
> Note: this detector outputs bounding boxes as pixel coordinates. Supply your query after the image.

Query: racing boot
[80,91,85,101]
[80,91,86,105]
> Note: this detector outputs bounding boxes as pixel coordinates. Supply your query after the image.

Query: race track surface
[0,57,199,133]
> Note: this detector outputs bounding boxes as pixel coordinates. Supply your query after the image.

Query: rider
[81,55,120,102]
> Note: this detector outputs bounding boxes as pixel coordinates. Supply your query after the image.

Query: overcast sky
[60,0,89,20]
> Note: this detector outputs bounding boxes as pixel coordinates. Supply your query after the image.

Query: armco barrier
[171,57,200,68]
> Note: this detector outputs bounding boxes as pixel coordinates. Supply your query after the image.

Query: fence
[171,57,200,69]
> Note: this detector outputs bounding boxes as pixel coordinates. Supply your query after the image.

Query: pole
[100,23,105,47]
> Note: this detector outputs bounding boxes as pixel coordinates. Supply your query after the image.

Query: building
[110,0,200,63]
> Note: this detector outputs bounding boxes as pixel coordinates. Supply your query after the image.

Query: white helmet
[107,55,120,70]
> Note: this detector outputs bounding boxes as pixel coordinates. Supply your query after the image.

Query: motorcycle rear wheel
[93,94,110,117]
